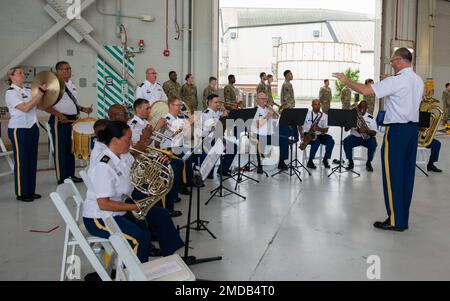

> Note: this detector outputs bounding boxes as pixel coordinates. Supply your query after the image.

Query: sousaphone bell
[31,71,65,110]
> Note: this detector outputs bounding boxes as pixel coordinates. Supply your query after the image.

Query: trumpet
[219,100,244,110]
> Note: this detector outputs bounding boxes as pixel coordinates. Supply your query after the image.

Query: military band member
[202,76,218,109]
[46,61,92,184]
[90,119,110,165]
[162,71,182,100]
[82,121,184,262]
[442,83,450,123]
[108,104,129,123]
[280,70,295,109]
[334,47,423,231]
[200,94,235,178]
[343,101,378,172]
[5,67,46,202]
[364,79,376,115]
[135,68,167,105]
[127,98,166,145]
[267,74,274,106]
[252,92,277,174]
[341,86,352,110]
[180,73,199,111]
[319,79,332,114]
[257,72,269,96]
[300,99,335,169]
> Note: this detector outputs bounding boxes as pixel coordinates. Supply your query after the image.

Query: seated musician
[127,98,166,145]
[426,139,443,173]
[201,94,236,178]
[252,92,277,174]
[82,121,184,262]
[300,99,335,169]
[343,100,378,172]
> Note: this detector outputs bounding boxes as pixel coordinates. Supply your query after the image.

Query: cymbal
[31,71,65,110]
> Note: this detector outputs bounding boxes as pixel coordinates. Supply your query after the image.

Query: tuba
[418,96,443,147]
[126,147,174,220]
[299,112,323,150]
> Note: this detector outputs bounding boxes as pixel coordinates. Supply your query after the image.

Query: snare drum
[72,117,97,160]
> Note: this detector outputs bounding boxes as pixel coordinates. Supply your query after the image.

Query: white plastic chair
[50,181,115,281]
[108,232,196,281]
[0,137,14,177]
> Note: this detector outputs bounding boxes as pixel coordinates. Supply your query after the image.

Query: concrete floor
[1,109,449,281]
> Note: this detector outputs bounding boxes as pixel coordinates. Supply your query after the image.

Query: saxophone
[418,96,443,147]
[126,147,174,220]
[299,112,323,150]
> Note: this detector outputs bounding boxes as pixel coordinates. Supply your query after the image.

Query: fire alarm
[163,49,170,57]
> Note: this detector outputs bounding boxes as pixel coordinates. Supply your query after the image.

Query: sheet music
[143,261,182,280]
[200,138,224,180]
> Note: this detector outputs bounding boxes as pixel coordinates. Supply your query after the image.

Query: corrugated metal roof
[221,8,374,29]
[328,21,375,51]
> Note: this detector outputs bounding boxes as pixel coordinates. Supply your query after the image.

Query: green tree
[335,68,360,96]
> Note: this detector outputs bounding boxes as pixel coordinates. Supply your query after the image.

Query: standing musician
[300,99,335,170]
[200,94,235,178]
[334,47,423,232]
[46,61,93,184]
[135,67,168,105]
[5,67,46,202]
[82,121,184,262]
[252,92,278,174]
[343,100,378,172]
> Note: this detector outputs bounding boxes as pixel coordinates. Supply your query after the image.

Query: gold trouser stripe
[13,129,21,196]
[384,128,395,226]
[93,218,139,256]
[162,196,166,209]
[54,117,61,181]
[182,160,187,184]
[257,140,263,162]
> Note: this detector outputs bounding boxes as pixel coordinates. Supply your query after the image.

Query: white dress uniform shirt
[89,140,107,166]
[164,113,186,148]
[53,79,78,115]
[371,67,424,124]
[201,108,222,138]
[351,112,378,138]
[303,110,329,136]
[128,115,149,144]
[251,105,275,136]
[135,80,168,105]
[83,147,134,219]
[5,84,37,129]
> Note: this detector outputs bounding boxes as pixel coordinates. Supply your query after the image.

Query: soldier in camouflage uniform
[280,70,295,109]
[257,72,269,97]
[267,74,274,106]
[442,83,450,123]
[163,71,181,100]
[341,86,352,110]
[180,73,198,112]
[224,74,238,111]
[364,79,376,115]
[202,76,218,110]
[319,79,332,114]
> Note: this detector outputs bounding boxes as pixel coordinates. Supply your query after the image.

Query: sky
[220,0,376,17]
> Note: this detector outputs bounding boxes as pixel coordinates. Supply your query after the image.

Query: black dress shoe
[373,219,407,232]
[32,194,42,199]
[179,186,191,195]
[70,176,83,183]
[149,244,161,257]
[170,210,183,218]
[174,197,182,203]
[16,195,34,202]
[257,165,264,174]
[278,161,288,170]
[207,174,214,179]
[57,180,64,185]
[346,160,354,170]
[322,159,331,169]
[427,164,442,173]
[307,161,316,169]
[366,162,374,172]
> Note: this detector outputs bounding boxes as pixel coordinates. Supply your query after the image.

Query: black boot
[346,159,354,170]
[366,161,373,172]
[307,160,316,169]
[322,159,330,169]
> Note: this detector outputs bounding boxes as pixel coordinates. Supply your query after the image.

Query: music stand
[417,112,432,176]
[225,108,261,188]
[327,109,360,177]
[271,108,309,182]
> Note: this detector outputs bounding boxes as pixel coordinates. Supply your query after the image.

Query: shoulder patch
[100,155,111,163]
[139,83,144,87]
[368,115,374,119]
[204,109,210,114]
[7,87,14,90]
[131,120,138,125]
[165,116,171,120]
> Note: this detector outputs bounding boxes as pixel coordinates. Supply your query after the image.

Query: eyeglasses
[389,57,402,64]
